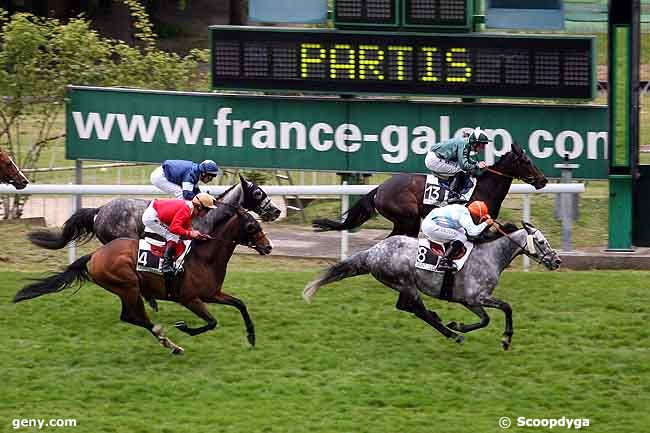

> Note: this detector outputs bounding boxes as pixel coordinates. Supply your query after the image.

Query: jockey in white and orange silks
[420,201,494,271]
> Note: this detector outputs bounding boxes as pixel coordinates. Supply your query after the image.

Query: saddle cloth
[423,174,477,207]
[136,230,191,275]
[414,237,475,273]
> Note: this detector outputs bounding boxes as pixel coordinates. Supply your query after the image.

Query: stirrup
[437,259,457,271]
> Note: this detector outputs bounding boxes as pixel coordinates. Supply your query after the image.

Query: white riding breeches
[420,219,468,244]
[425,152,462,178]
[150,166,184,199]
[142,202,180,243]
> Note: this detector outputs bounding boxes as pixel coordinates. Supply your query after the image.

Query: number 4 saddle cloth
[136,229,192,275]
[423,174,477,207]
[415,237,475,273]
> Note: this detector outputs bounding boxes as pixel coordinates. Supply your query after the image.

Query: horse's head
[522,221,561,270]
[0,148,28,190]
[237,208,273,255]
[239,175,282,222]
[492,143,547,190]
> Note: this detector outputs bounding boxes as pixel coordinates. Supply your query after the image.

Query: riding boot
[437,240,464,271]
[448,172,468,203]
[162,241,177,299]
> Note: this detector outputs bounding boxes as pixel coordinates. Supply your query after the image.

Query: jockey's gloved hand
[478,161,488,169]
[189,229,204,240]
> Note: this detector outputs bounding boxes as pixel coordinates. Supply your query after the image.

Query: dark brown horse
[14,205,272,354]
[0,147,28,189]
[313,142,547,237]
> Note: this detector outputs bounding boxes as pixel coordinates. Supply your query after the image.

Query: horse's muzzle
[550,256,562,270]
[533,177,548,190]
[256,245,273,255]
[261,207,282,222]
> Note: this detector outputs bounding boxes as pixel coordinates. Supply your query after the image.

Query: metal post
[522,194,531,271]
[68,159,83,264]
[554,161,580,251]
[341,182,349,260]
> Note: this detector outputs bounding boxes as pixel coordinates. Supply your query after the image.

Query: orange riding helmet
[468,201,490,221]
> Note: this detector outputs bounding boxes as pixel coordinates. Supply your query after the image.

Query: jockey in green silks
[424,127,492,200]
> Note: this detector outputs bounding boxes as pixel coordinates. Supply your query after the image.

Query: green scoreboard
[210,26,596,99]
[334,0,472,30]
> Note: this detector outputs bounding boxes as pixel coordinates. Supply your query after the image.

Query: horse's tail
[28,207,99,249]
[303,250,370,303]
[13,254,93,303]
[312,188,378,232]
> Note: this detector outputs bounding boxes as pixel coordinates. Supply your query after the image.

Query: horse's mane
[472,222,519,244]
[202,203,240,233]
[214,183,238,201]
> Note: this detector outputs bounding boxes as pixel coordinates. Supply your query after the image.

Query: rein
[485,167,515,179]
[492,221,543,264]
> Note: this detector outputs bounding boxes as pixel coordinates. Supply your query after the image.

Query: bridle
[492,222,555,266]
[0,153,28,186]
[484,152,540,186]
[201,202,265,250]
[243,182,275,220]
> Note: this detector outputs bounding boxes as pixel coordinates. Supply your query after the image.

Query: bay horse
[0,147,28,189]
[304,221,561,350]
[28,175,281,249]
[313,142,547,237]
[14,204,273,354]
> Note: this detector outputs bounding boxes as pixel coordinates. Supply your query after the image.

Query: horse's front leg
[395,292,464,344]
[480,296,513,350]
[446,303,491,334]
[175,298,218,336]
[205,292,255,347]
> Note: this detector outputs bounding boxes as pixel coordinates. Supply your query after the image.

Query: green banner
[67,86,608,179]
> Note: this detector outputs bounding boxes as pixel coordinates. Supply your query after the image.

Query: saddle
[423,174,477,209]
[136,230,191,275]
[415,238,473,273]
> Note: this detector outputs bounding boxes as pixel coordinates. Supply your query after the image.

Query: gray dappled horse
[29,175,281,249]
[304,222,561,350]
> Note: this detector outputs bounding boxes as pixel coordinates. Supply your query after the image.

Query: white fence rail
[0,183,584,270]
[0,183,585,195]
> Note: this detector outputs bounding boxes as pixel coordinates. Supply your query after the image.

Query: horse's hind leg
[118,291,184,354]
[447,304,490,334]
[395,293,463,344]
[175,298,218,337]
[206,292,255,346]
[480,296,513,350]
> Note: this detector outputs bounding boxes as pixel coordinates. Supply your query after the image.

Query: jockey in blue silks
[424,127,491,200]
[150,159,219,200]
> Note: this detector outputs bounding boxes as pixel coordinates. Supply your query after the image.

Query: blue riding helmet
[199,160,219,175]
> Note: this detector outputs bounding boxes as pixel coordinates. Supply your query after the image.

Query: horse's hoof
[174,321,188,332]
[447,321,459,331]
[453,334,464,344]
[501,337,512,351]
[171,346,184,355]
[247,332,256,347]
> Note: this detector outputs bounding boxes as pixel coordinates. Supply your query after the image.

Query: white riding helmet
[468,127,492,145]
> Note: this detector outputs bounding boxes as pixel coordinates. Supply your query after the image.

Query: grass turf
[1,268,648,433]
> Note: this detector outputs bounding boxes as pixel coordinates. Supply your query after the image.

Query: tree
[0,2,209,218]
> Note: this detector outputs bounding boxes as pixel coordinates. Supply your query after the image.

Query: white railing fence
[0,183,584,270]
